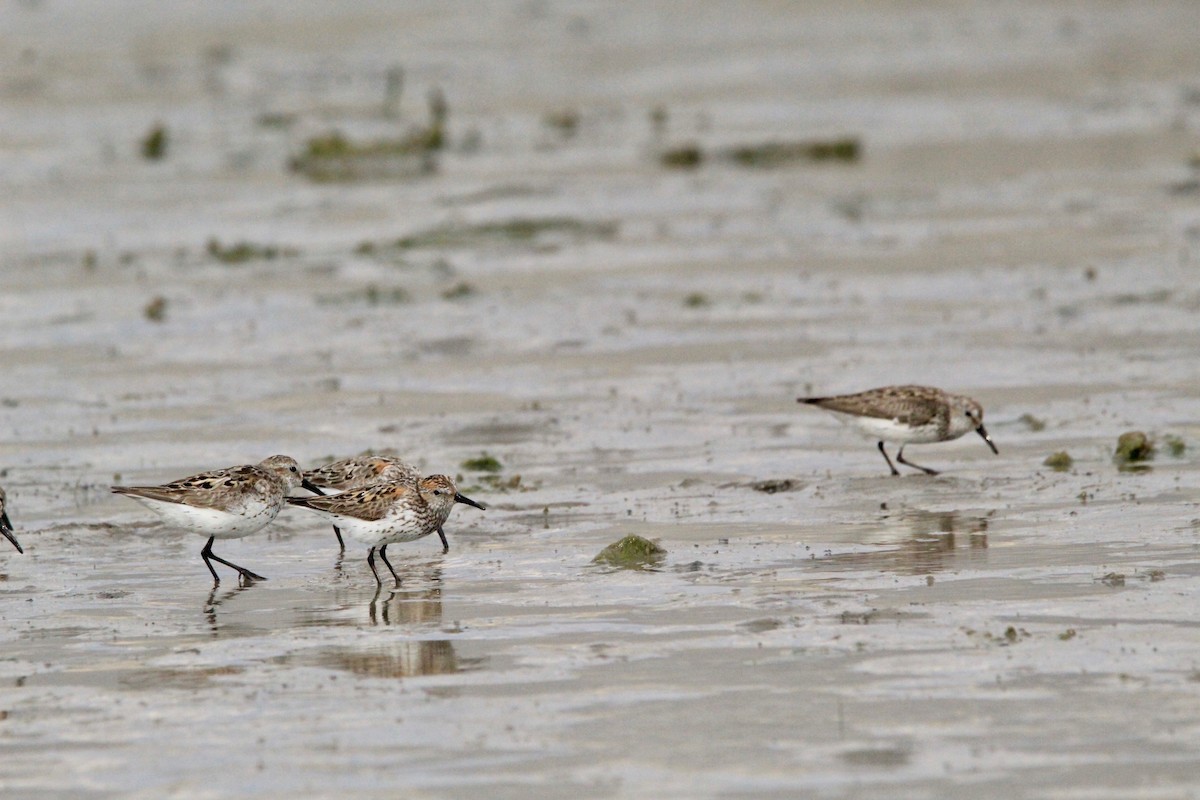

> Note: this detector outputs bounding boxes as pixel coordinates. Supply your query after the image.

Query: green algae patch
[751,478,800,494]
[660,138,861,171]
[290,88,448,181]
[461,454,503,473]
[592,535,666,571]
[289,131,438,181]
[660,143,703,169]
[1114,431,1154,464]
[141,123,168,160]
[723,137,861,167]
[542,109,580,138]
[394,218,617,250]
[441,281,477,300]
[316,284,411,306]
[143,296,168,322]
[1043,451,1073,471]
[1019,413,1047,432]
[206,238,294,264]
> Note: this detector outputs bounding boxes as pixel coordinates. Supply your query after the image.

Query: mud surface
[2,2,1200,797]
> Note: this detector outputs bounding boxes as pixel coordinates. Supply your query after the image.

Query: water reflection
[314,566,482,681]
[315,639,462,679]
[204,582,254,635]
[299,561,481,678]
[368,573,444,627]
[824,510,989,575]
[360,559,446,625]
[367,561,444,623]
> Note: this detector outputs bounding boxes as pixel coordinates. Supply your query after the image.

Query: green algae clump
[206,238,292,264]
[140,123,168,160]
[592,535,666,571]
[394,218,617,250]
[1019,413,1047,432]
[724,137,861,167]
[1114,431,1153,464]
[143,296,168,322]
[660,144,703,169]
[461,454,503,473]
[1043,451,1073,471]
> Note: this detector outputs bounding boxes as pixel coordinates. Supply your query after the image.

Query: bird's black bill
[454,493,487,510]
[976,425,999,455]
[1,523,22,554]
[0,511,19,553]
[301,479,326,495]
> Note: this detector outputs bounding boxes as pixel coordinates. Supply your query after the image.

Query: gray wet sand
[3,2,1200,798]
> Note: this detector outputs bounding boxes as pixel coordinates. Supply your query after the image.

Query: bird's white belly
[335,507,431,548]
[378,527,435,546]
[847,415,942,444]
[136,497,278,539]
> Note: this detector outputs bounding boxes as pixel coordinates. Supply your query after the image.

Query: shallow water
[3,2,1200,797]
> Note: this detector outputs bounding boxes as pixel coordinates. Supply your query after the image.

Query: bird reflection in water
[826,510,989,575]
[204,582,254,634]
[367,563,444,627]
[318,563,466,678]
[324,637,460,679]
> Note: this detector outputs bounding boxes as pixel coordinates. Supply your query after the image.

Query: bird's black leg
[436,527,449,554]
[366,546,383,587]
[201,536,221,585]
[896,445,939,476]
[877,441,901,476]
[378,544,401,587]
[305,484,345,550]
[201,536,267,584]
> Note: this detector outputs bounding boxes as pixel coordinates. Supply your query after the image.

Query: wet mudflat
[2,2,1200,797]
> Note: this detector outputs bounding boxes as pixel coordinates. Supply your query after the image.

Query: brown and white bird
[0,486,24,553]
[112,455,321,584]
[286,474,485,587]
[798,385,998,475]
[305,455,421,491]
[303,455,421,550]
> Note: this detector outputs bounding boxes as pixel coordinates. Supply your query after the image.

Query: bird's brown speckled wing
[287,482,416,522]
[802,385,945,426]
[305,457,419,490]
[112,465,265,509]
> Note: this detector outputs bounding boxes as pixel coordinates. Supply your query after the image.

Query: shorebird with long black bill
[798,385,998,475]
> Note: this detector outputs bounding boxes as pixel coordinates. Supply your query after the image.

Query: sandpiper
[112,455,321,584]
[798,385,998,475]
[286,474,485,586]
[305,455,421,490]
[303,456,422,550]
[0,486,23,553]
